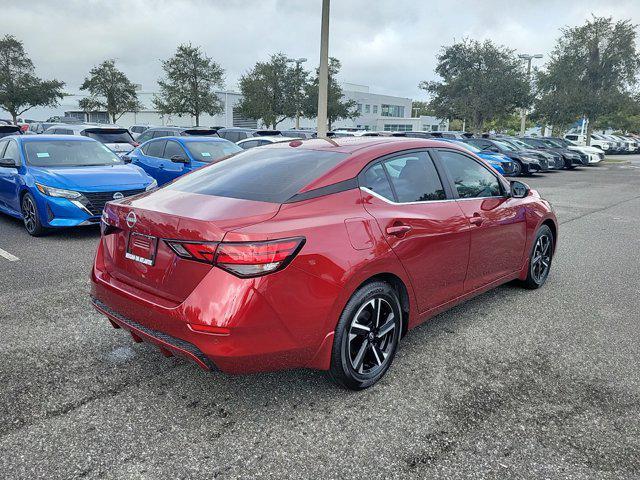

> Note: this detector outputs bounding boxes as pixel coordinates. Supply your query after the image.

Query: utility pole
[317,0,330,138]
[518,53,542,136]
[286,57,308,129]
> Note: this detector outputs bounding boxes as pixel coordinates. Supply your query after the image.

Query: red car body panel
[91,138,557,375]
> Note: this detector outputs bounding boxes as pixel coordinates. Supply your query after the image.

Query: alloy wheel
[22,196,37,234]
[347,297,397,376]
[531,234,552,283]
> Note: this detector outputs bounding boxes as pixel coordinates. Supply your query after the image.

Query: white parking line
[0,247,19,262]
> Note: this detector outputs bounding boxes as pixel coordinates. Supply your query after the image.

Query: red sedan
[91,137,557,389]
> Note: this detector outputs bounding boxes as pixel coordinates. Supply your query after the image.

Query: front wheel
[511,160,523,177]
[22,192,46,236]
[328,281,402,390]
[523,225,554,289]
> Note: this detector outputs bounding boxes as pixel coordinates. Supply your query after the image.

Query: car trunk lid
[100,188,281,303]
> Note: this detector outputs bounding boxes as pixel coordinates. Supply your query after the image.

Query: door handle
[386,224,412,236]
[470,213,483,226]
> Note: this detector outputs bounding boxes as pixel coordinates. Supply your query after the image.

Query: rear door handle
[386,224,412,236]
[470,213,483,226]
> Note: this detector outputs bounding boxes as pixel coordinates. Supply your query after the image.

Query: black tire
[563,156,576,169]
[511,159,523,177]
[522,225,554,289]
[21,192,46,236]
[328,281,402,390]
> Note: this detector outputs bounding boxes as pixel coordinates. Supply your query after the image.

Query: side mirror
[0,158,18,168]
[510,180,530,199]
[122,155,132,164]
[170,155,189,164]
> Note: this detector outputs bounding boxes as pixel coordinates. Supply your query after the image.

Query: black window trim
[357,148,454,204]
[432,147,509,200]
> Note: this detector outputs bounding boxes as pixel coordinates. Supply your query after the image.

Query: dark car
[391,132,434,139]
[496,137,564,170]
[136,126,221,144]
[0,125,22,139]
[280,130,315,139]
[462,138,546,175]
[521,137,586,167]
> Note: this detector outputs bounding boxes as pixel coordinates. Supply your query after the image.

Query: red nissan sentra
[91,137,557,390]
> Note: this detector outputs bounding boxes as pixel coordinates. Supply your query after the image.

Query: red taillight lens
[215,238,304,277]
[164,237,305,277]
[166,241,218,263]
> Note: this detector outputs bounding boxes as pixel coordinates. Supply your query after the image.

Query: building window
[383,124,412,132]
[381,104,405,117]
[373,105,378,114]
[357,103,363,113]
[365,104,370,113]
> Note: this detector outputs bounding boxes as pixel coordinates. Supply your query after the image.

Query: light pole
[286,57,308,129]
[518,53,542,136]
[317,0,330,138]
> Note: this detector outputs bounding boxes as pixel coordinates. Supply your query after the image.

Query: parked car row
[564,132,640,154]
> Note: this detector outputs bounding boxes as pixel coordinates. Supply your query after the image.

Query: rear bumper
[90,242,342,374]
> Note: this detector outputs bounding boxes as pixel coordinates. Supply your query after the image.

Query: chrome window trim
[360,186,506,205]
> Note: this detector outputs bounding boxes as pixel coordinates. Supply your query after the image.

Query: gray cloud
[3,0,639,102]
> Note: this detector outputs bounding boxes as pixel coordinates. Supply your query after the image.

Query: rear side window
[360,162,394,201]
[162,141,185,159]
[166,147,347,203]
[143,140,166,157]
[383,152,445,202]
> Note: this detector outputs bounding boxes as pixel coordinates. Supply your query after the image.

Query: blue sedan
[128,136,242,186]
[438,138,517,176]
[0,135,156,236]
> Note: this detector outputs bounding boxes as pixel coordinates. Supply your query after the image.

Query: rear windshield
[184,140,242,162]
[24,140,123,167]
[166,147,347,203]
[82,129,134,144]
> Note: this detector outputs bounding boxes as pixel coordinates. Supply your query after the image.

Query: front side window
[383,152,446,202]
[162,141,186,159]
[438,150,501,199]
[23,140,123,167]
[3,140,19,162]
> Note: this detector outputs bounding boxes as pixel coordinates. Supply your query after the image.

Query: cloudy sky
[4,0,640,101]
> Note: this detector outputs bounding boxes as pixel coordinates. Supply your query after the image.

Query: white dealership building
[23,82,447,133]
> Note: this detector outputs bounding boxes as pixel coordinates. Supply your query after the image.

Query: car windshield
[562,138,576,146]
[544,139,564,148]
[184,140,242,162]
[166,147,347,203]
[83,129,134,144]
[452,141,481,153]
[492,140,516,151]
[23,140,123,167]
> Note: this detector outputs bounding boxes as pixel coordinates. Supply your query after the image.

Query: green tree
[79,59,141,123]
[0,35,65,124]
[411,101,435,117]
[154,44,225,126]
[302,57,358,130]
[236,53,302,129]
[535,16,640,144]
[420,39,531,132]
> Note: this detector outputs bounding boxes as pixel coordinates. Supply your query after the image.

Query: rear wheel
[21,192,46,236]
[511,160,523,176]
[328,281,402,390]
[523,225,554,289]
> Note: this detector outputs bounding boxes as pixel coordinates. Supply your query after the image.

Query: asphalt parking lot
[1,157,639,479]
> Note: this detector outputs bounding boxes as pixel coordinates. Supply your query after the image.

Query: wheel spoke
[374,298,382,328]
[377,314,395,338]
[352,339,369,371]
[351,323,370,333]
[371,344,383,366]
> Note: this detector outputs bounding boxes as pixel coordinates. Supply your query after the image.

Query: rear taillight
[165,237,305,278]
[166,241,218,263]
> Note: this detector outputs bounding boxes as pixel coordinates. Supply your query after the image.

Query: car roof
[261,136,473,193]
[18,134,97,143]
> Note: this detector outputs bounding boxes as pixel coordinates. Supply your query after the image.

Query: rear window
[83,129,134,144]
[166,147,347,203]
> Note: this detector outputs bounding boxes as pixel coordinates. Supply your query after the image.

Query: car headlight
[35,183,82,199]
[145,179,158,191]
[520,156,539,163]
